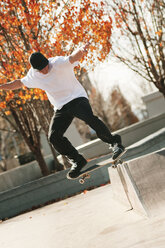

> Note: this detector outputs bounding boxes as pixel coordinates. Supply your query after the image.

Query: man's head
[29,52,49,74]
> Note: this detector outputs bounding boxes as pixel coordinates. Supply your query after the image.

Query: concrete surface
[0,156,111,220]
[109,148,165,217]
[1,185,165,248]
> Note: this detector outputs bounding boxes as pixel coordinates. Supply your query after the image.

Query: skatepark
[0,92,165,248]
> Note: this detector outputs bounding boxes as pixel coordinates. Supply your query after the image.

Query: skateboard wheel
[112,161,118,168]
[79,179,85,184]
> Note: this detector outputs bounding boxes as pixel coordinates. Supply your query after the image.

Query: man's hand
[0,79,24,91]
[69,42,91,64]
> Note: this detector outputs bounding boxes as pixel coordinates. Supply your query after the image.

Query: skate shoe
[67,157,87,179]
[112,144,125,160]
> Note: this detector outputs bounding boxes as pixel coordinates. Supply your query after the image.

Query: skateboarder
[0,43,125,178]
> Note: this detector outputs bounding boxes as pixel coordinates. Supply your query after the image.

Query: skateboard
[67,150,126,184]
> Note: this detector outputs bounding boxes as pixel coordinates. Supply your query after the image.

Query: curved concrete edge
[0,156,55,192]
[0,161,110,220]
[109,148,165,217]
[122,127,165,161]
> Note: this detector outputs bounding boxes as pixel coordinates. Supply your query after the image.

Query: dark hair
[29,52,49,70]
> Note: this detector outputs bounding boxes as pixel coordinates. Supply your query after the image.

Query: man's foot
[112,144,125,160]
[67,157,87,179]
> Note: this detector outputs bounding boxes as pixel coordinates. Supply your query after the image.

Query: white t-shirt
[21,56,88,110]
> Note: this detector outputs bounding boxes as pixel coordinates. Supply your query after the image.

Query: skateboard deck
[67,150,126,184]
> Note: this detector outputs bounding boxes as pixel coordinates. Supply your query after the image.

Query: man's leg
[73,98,125,159]
[48,108,87,166]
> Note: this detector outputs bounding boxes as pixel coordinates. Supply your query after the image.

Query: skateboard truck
[79,173,91,184]
[111,158,123,168]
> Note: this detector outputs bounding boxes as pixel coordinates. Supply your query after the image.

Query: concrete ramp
[109,149,165,217]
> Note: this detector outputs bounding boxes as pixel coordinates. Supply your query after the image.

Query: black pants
[48,97,121,162]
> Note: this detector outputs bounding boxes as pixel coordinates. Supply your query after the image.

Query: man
[0,43,125,178]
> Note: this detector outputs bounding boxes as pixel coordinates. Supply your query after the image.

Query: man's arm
[0,79,24,91]
[69,42,90,64]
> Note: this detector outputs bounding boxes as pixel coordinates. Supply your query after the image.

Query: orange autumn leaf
[5,111,11,116]
[16,100,21,105]
[0,102,6,109]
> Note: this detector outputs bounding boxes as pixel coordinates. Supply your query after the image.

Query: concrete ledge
[0,155,55,192]
[109,149,165,217]
[119,113,165,147]
[122,127,165,161]
[0,157,110,220]
[108,164,133,210]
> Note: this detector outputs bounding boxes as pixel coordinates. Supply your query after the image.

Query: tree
[90,85,139,131]
[0,118,19,172]
[0,0,113,175]
[89,87,112,130]
[8,98,50,175]
[106,86,139,130]
[31,97,64,171]
[106,0,165,96]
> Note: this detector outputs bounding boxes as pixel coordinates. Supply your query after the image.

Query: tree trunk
[49,142,65,171]
[34,148,49,176]
[157,78,165,97]
[32,100,65,171]
[9,102,50,177]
